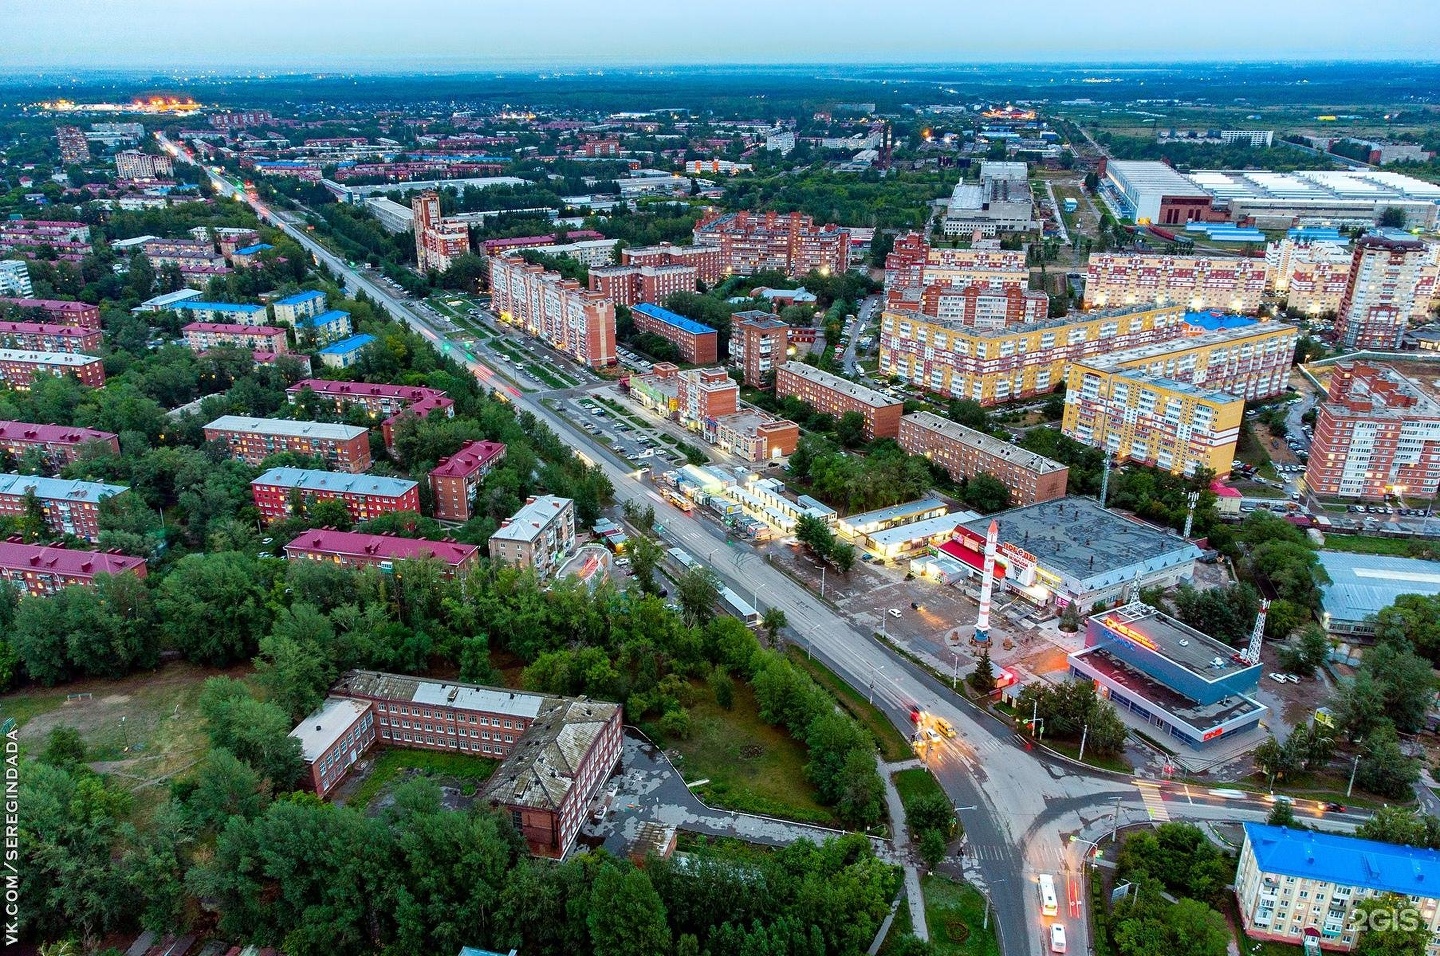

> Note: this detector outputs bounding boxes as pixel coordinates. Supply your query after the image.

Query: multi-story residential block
[316,333,376,369]
[1235,823,1440,953]
[285,379,454,452]
[587,262,697,306]
[1094,313,1299,400]
[55,126,90,164]
[272,289,327,324]
[0,221,91,262]
[883,233,1030,307]
[621,242,727,285]
[0,421,119,469]
[908,283,1050,329]
[898,411,1068,505]
[631,303,719,364]
[1335,234,1438,350]
[488,495,575,577]
[0,321,103,354]
[140,237,224,270]
[114,150,173,180]
[296,670,623,856]
[677,366,740,422]
[692,211,850,279]
[251,468,420,524]
[1304,362,1440,500]
[210,110,273,129]
[284,529,481,577]
[730,310,790,386]
[295,309,353,346]
[412,190,470,272]
[173,300,268,324]
[488,255,616,368]
[711,411,800,462]
[775,361,903,440]
[0,297,100,329]
[0,349,105,390]
[0,261,32,297]
[0,473,128,541]
[182,322,289,355]
[187,226,261,258]
[0,540,146,597]
[429,440,507,522]
[1265,238,1354,315]
[479,231,607,259]
[204,416,372,472]
[1083,253,1269,313]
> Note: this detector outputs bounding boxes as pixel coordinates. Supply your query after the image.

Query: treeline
[1094,823,1235,956]
[1097,133,1338,172]
[722,167,962,230]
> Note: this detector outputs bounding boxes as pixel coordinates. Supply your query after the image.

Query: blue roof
[317,333,376,355]
[1244,823,1440,895]
[275,290,326,306]
[298,309,351,328]
[1287,227,1347,243]
[1184,310,1257,332]
[1317,551,1440,624]
[633,302,716,337]
[178,301,265,314]
[233,243,272,255]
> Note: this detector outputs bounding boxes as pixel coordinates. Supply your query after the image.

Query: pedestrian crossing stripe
[1135,781,1170,822]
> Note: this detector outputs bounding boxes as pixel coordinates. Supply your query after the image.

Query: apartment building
[0,540,147,597]
[317,333,376,369]
[182,322,289,355]
[1236,823,1440,953]
[775,361,903,440]
[730,310,790,386]
[621,242,727,285]
[1305,362,1440,500]
[0,321,103,354]
[55,126,90,164]
[412,190,471,272]
[898,411,1068,505]
[692,211,850,279]
[1265,239,1354,315]
[488,495,575,577]
[284,529,481,577]
[0,421,119,469]
[587,262,697,307]
[285,379,455,452]
[711,411,800,462]
[1090,315,1299,401]
[1083,253,1269,313]
[910,283,1050,329]
[0,220,91,261]
[0,473,129,542]
[429,440,507,522]
[114,150,173,180]
[0,349,105,390]
[1335,234,1438,350]
[295,309,353,346]
[272,289,327,324]
[140,237,224,270]
[0,297,100,329]
[204,416,372,472]
[174,300,268,324]
[488,254,616,368]
[631,303,719,364]
[677,366,740,423]
[251,468,420,524]
[883,233,1030,306]
[0,261,32,297]
[291,696,377,798]
[480,231,607,258]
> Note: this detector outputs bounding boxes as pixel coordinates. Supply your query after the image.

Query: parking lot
[564,394,691,468]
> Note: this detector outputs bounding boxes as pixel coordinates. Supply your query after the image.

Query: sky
[8,0,1440,72]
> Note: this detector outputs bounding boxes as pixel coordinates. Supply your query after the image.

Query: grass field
[789,646,913,762]
[894,767,954,841]
[923,876,1002,956]
[1323,534,1440,560]
[670,678,838,827]
[346,747,499,809]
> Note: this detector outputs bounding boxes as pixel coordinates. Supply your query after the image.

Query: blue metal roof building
[233,243,273,256]
[1184,310,1258,332]
[1318,551,1440,638]
[175,301,266,319]
[296,309,354,345]
[1243,822,1440,895]
[275,290,327,307]
[632,303,716,336]
[317,333,376,369]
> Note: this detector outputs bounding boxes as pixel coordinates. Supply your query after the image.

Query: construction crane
[1241,599,1270,666]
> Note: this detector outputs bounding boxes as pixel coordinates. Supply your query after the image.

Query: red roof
[1209,480,1243,499]
[430,440,506,479]
[184,322,286,337]
[0,540,145,576]
[288,379,447,403]
[284,529,479,567]
[0,321,94,338]
[937,538,1007,578]
[0,420,117,445]
[0,297,98,314]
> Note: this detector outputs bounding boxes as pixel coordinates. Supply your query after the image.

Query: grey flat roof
[869,511,979,548]
[1318,551,1440,625]
[491,495,572,543]
[290,696,371,762]
[1093,601,1250,680]
[903,412,1066,475]
[205,415,369,441]
[842,496,949,529]
[778,361,901,410]
[1071,646,1264,729]
[336,670,550,720]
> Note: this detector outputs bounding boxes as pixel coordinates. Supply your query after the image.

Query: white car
[888,608,902,618]
[924,728,942,744]
[1051,925,1066,953]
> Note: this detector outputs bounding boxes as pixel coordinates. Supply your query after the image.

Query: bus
[1038,874,1058,918]
[719,586,762,628]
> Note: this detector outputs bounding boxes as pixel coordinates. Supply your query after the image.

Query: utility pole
[1111,795,1122,841]
[1347,754,1361,798]
[952,650,960,690]
[1031,698,1039,736]
[1100,452,1113,508]
[1078,723,1089,763]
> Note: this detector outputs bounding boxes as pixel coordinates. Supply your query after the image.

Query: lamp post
[869,661,884,705]
[1347,753,1361,799]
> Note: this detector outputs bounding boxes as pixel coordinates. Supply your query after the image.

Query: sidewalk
[881,760,930,943]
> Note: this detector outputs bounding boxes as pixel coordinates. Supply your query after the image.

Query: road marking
[1184,784,1194,805]
[1135,781,1171,822]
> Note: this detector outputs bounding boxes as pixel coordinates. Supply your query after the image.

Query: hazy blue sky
[9,0,1439,71]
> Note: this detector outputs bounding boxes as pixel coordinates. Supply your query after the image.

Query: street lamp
[1070,834,1106,867]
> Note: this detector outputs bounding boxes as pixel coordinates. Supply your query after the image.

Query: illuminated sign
[1103,617,1158,652]
[1202,727,1225,741]
[998,541,1036,567]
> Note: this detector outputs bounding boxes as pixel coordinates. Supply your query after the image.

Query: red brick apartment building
[284,529,481,576]
[907,283,1050,329]
[0,539,147,597]
[898,411,1069,506]
[1334,234,1437,350]
[203,416,373,472]
[250,468,419,524]
[0,321,103,354]
[631,303,719,364]
[1082,253,1269,313]
[0,420,119,468]
[729,311,790,386]
[0,349,105,389]
[412,190,471,273]
[882,233,1030,303]
[488,255,617,368]
[182,322,289,354]
[0,474,129,542]
[284,380,455,453]
[677,367,739,422]
[429,439,507,522]
[620,242,727,285]
[0,297,101,329]
[587,262,697,307]
[1304,362,1440,500]
[692,211,850,279]
[290,670,623,856]
[774,361,903,440]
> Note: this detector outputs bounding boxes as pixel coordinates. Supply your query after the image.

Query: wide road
[169,137,1355,956]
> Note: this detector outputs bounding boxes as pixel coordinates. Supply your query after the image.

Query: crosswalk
[1135,781,1171,822]
[966,842,1070,865]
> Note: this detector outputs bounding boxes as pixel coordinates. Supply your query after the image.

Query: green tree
[157,551,273,666]
[197,676,305,789]
[1379,207,1409,229]
[676,565,721,628]
[969,647,997,693]
[1267,800,1300,828]
[183,748,271,832]
[960,472,1011,514]
[1356,806,1440,849]
[1355,723,1421,799]
[40,726,86,767]
[762,607,788,647]
[918,828,948,868]
[307,497,355,531]
[587,865,672,956]
[1354,894,1428,956]
[836,411,868,448]
[627,534,664,594]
